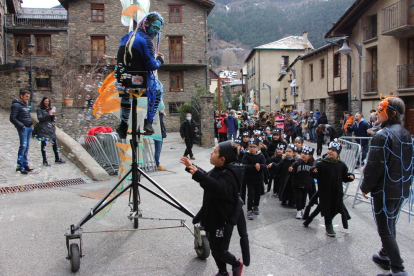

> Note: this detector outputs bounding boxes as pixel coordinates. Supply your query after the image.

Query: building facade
[245,33,313,113]
[323,0,414,134]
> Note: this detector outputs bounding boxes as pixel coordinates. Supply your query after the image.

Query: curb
[31,114,110,181]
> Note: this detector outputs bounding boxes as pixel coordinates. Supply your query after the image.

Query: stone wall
[200,96,214,148]
[0,69,30,109]
[54,106,118,140]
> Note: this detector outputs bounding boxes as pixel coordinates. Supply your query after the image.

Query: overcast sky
[21,0,61,8]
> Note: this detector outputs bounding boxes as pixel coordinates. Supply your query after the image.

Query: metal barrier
[141,137,157,172]
[337,138,361,197]
[339,136,414,216]
[95,133,121,169]
[78,135,118,175]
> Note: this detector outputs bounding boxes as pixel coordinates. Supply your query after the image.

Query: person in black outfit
[268,144,297,207]
[268,143,286,196]
[242,138,267,220]
[180,113,197,160]
[267,129,286,157]
[289,146,315,219]
[308,140,355,237]
[9,90,33,174]
[180,141,244,276]
[315,124,326,157]
[36,97,66,167]
[360,97,412,276]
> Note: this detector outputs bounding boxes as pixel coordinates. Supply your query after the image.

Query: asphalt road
[1,134,413,276]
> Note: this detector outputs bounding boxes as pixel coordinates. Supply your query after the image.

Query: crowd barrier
[78,133,158,175]
[339,136,413,216]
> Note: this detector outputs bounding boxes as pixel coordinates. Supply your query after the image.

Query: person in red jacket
[218,112,228,143]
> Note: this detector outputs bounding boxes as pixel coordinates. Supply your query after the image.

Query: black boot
[143,119,154,135]
[372,253,391,270]
[325,224,336,237]
[55,158,66,164]
[303,217,313,227]
[116,120,128,139]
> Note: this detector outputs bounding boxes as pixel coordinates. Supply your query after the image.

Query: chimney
[303,31,308,45]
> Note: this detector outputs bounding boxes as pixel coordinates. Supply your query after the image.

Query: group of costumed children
[234,125,355,237]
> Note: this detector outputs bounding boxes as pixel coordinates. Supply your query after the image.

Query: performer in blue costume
[361,96,413,276]
[115,12,164,137]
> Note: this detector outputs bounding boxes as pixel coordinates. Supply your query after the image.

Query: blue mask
[187,117,192,121]
[148,20,162,38]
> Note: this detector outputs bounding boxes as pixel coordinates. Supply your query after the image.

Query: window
[282,56,289,68]
[35,35,51,56]
[283,88,287,100]
[310,64,314,82]
[170,71,184,91]
[14,35,31,56]
[91,4,104,22]
[169,102,184,114]
[91,36,105,63]
[169,6,182,22]
[334,53,341,77]
[321,58,325,78]
[169,37,183,63]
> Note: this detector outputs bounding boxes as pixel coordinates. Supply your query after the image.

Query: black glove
[156,55,164,65]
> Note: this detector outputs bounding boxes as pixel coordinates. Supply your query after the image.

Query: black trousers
[247,182,261,211]
[316,140,323,156]
[184,139,193,157]
[373,197,405,272]
[294,187,308,211]
[41,139,60,161]
[209,224,239,273]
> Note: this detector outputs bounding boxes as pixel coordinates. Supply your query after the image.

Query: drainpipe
[346,53,352,114]
[4,0,8,63]
[205,9,208,91]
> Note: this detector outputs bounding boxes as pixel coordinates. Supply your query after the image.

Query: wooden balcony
[7,14,68,28]
[363,71,378,94]
[397,64,414,89]
[382,0,414,37]
[164,50,208,67]
[363,25,377,42]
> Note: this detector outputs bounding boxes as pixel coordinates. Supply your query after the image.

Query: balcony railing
[363,71,378,92]
[397,64,414,88]
[382,0,414,36]
[363,25,377,41]
[7,14,68,28]
[165,50,207,65]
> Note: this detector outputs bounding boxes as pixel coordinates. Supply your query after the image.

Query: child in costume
[306,140,355,237]
[115,12,165,137]
[293,136,304,155]
[267,129,286,157]
[180,141,244,276]
[242,138,267,220]
[315,124,326,157]
[268,144,297,207]
[268,143,286,196]
[289,146,315,219]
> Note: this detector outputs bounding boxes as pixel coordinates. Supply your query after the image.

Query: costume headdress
[376,94,400,119]
[276,143,287,150]
[302,146,315,155]
[328,139,342,153]
[287,143,297,152]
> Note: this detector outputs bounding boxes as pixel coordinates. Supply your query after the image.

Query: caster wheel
[69,243,81,272]
[195,235,210,260]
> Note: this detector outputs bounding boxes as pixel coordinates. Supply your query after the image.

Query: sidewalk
[0,108,92,187]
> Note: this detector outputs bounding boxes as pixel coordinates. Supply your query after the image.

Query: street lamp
[27,41,35,111]
[261,83,272,112]
[280,68,298,109]
[338,38,363,112]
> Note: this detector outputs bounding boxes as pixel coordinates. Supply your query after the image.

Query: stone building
[58,0,214,132]
[244,33,314,113]
[277,57,303,113]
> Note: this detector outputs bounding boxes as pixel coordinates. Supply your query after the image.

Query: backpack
[217,119,222,129]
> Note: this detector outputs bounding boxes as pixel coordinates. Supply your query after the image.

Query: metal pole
[292,69,296,110]
[346,54,352,114]
[29,53,33,111]
[359,52,362,112]
[217,76,221,113]
[269,85,271,112]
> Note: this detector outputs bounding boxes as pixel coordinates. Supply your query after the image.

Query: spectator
[255,111,267,130]
[217,112,228,142]
[36,97,66,167]
[283,114,295,143]
[367,112,381,136]
[180,113,197,160]
[301,113,308,141]
[307,111,317,142]
[10,90,33,174]
[225,110,238,141]
[242,111,248,121]
[314,109,321,121]
[361,97,412,276]
[368,109,376,127]
[318,112,328,124]
[343,112,354,137]
[154,110,167,171]
[347,111,371,168]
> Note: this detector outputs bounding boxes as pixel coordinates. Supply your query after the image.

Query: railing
[363,71,378,92]
[382,0,408,33]
[165,50,207,65]
[397,64,414,88]
[7,14,68,28]
[363,24,377,41]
